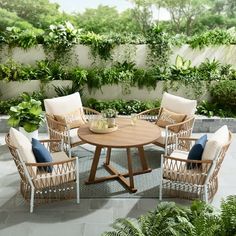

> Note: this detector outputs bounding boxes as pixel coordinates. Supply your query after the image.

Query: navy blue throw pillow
[32,138,53,173]
[187,134,207,169]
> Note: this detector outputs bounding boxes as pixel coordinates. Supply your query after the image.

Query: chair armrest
[137,108,160,122]
[83,107,100,115]
[166,116,195,130]
[39,139,61,143]
[163,155,212,164]
[177,137,198,141]
[25,157,76,167]
[163,155,213,185]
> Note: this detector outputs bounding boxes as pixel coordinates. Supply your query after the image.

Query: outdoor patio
[1,0,236,235]
[0,132,235,236]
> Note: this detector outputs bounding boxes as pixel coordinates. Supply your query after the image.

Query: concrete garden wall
[1,44,236,68]
[0,43,234,101]
[0,80,210,101]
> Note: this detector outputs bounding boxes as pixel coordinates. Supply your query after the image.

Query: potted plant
[8,93,44,140]
[102,108,117,128]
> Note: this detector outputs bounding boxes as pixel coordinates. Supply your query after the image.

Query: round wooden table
[78,117,161,192]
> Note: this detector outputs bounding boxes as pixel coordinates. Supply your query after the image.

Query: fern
[220,195,236,236]
[102,218,144,236]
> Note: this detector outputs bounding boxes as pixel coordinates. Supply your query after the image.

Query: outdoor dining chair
[44,92,100,157]
[6,128,79,213]
[137,92,197,155]
[159,125,232,202]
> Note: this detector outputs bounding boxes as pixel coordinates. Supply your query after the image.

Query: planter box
[0,81,41,100]
[0,80,72,100]
[0,80,210,101]
[83,81,210,101]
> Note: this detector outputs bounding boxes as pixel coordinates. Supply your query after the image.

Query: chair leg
[30,187,35,213]
[68,145,72,158]
[76,157,80,204]
[159,154,164,201]
[204,184,208,203]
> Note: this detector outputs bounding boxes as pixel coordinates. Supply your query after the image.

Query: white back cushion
[202,125,229,161]
[161,92,197,116]
[9,128,37,173]
[44,92,83,115]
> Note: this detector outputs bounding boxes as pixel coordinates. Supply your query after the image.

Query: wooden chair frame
[5,134,79,213]
[46,106,100,157]
[137,108,195,155]
[159,132,232,202]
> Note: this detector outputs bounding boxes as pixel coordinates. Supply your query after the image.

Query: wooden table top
[78,117,161,148]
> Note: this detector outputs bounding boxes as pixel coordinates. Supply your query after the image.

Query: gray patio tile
[5,211,62,224]
[0,187,19,200]
[30,223,85,236]
[89,198,138,210]
[83,223,112,236]
[37,199,90,212]
[61,208,114,224]
[0,211,8,224]
[0,223,33,236]
[135,198,158,211]
[113,199,140,219]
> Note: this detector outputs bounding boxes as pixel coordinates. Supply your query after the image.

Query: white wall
[1,44,236,68]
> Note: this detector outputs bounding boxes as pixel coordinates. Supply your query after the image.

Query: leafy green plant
[175,55,191,70]
[146,25,173,66]
[103,197,236,236]
[35,60,66,82]
[197,100,218,117]
[188,28,236,49]
[7,93,44,132]
[0,60,38,81]
[189,201,221,236]
[103,202,194,236]
[85,98,160,115]
[53,82,82,97]
[44,21,80,61]
[0,91,46,114]
[210,80,236,106]
[2,26,41,49]
[220,195,236,235]
[102,108,117,118]
[0,97,22,114]
[79,32,116,60]
[197,100,236,118]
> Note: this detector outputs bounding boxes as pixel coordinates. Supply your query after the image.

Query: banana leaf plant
[8,93,44,132]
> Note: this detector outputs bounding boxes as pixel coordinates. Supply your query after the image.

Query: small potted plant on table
[8,93,44,140]
[102,108,117,128]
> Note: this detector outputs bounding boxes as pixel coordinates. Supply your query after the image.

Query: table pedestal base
[85,146,152,193]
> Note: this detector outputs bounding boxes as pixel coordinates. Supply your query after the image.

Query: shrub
[103,196,236,236]
[210,80,236,106]
[85,98,160,115]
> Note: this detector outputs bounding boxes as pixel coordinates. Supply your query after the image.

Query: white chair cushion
[44,92,83,115]
[52,151,70,161]
[155,127,166,145]
[202,125,229,161]
[9,128,37,174]
[161,92,197,116]
[170,150,189,160]
[70,128,82,144]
